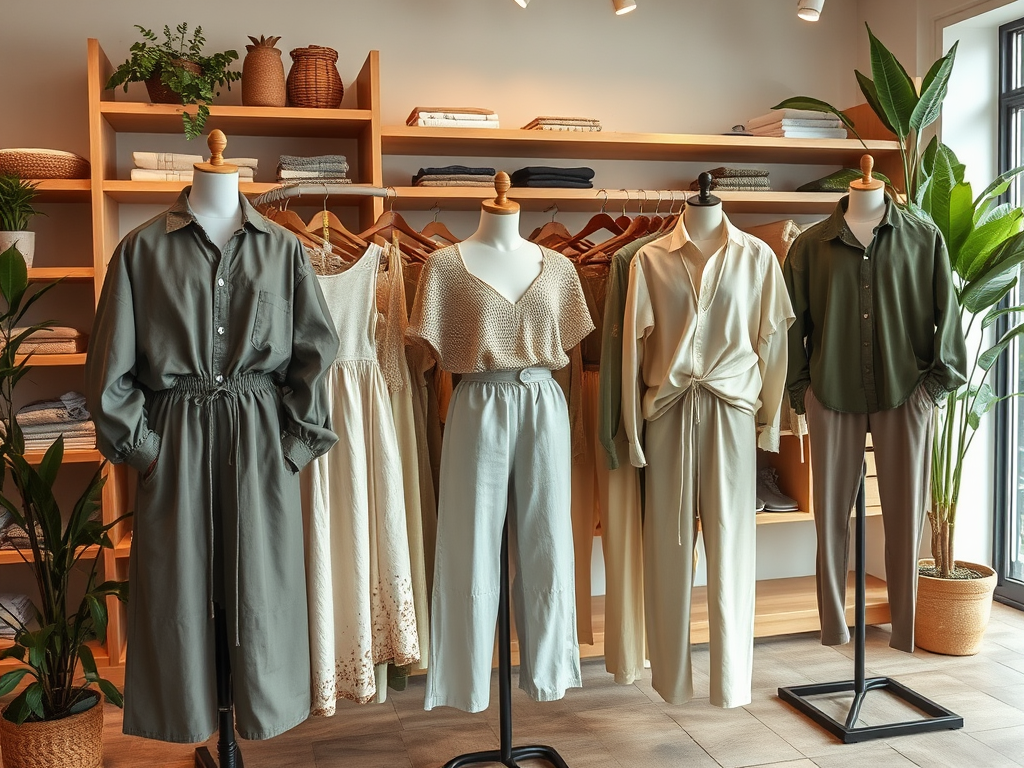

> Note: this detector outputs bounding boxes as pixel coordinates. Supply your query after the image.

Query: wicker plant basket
[145,59,202,104]
[287,46,343,108]
[0,694,103,768]
[915,558,997,656]
[242,36,287,107]
[0,149,90,180]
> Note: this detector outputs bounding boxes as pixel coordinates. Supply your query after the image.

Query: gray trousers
[804,385,934,652]
[425,368,582,712]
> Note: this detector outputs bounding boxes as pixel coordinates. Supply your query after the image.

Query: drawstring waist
[460,367,552,384]
[154,373,277,646]
[682,383,705,563]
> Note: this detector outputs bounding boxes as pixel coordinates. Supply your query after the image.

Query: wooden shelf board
[27,267,95,281]
[382,126,900,165]
[0,544,101,566]
[14,353,86,366]
[1,638,109,669]
[755,510,813,525]
[23,449,102,465]
[104,180,277,204]
[389,186,844,214]
[114,534,131,560]
[28,180,92,203]
[99,102,373,138]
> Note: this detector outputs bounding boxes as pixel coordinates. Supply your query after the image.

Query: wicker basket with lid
[286,45,344,108]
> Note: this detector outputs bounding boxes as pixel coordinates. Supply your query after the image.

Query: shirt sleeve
[279,244,340,472]
[598,253,629,470]
[558,261,596,352]
[783,240,813,415]
[406,254,442,365]
[922,232,968,403]
[622,255,654,468]
[756,252,796,453]
[85,236,162,474]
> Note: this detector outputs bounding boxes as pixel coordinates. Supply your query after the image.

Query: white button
[863,313,869,319]
[215,375,223,383]
[217,278,225,287]
[217,326,225,335]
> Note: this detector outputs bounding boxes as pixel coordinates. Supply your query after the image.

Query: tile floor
[6,602,1024,767]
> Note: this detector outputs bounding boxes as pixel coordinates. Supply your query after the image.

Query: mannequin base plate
[443,744,570,768]
[195,743,244,768]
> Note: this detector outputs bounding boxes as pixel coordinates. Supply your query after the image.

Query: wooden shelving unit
[14,353,86,366]
[27,267,95,281]
[30,179,92,204]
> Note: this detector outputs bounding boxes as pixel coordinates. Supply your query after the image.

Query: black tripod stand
[195,605,244,768]
[442,517,570,768]
[777,471,963,742]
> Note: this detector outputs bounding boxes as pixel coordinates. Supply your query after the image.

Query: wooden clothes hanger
[563,190,624,249]
[420,204,461,245]
[359,191,437,262]
[304,187,370,256]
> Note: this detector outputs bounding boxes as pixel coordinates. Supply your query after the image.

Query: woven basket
[145,59,202,104]
[242,36,287,107]
[287,46,343,108]
[915,558,997,656]
[0,694,103,768]
[0,149,90,180]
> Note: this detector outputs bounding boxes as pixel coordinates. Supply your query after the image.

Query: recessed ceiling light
[612,0,637,15]
[797,0,824,21]
[513,0,530,7]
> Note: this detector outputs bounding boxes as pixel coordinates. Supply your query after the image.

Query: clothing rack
[442,517,570,768]
[777,469,964,743]
[249,183,391,208]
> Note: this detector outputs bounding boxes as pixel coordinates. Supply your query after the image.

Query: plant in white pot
[0,176,42,270]
[0,246,129,767]
[776,26,1024,655]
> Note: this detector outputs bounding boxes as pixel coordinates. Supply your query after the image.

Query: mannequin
[681,172,727,289]
[188,130,243,252]
[458,172,543,303]
[844,155,886,248]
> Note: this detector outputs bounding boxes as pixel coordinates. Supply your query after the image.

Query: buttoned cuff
[922,374,949,406]
[281,432,316,473]
[124,430,161,474]
[789,382,810,416]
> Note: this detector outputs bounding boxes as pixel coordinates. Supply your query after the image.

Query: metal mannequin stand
[442,517,570,768]
[195,605,244,768]
[777,472,963,743]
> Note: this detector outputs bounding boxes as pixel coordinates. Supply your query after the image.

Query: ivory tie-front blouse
[622,215,795,467]
[407,244,594,373]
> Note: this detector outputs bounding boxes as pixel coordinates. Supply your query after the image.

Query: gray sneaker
[756,467,798,512]
[755,497,766,513]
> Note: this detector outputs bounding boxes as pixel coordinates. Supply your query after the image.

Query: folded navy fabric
[513,179,594,189]
[511,166,595,182]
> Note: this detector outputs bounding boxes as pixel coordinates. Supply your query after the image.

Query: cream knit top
[407,244,594,373]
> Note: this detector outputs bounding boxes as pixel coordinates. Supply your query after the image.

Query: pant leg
[600,425,646,684]
[425,380,513,712]
[643,397,697,705]
[511,377,582,702]
[868,384,934,652]
[569,371,600,644]
[804,387,868,646]
[697,396,757,708]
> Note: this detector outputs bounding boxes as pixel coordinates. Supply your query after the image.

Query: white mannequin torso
[188,171,243,252]
[458,208,543,303]
[844,185,886,249]
[681,202,727,292]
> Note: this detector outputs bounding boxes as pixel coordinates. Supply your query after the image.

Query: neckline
[315,242,382,279]
[453,242,548,307]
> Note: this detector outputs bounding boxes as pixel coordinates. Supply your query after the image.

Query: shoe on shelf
[756,467,798,512]
[756,497,766,513]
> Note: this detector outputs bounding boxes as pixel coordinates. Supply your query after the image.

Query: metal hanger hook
[654,189,665,215]
[619,188,630,217]
[638,189,648,215]
[597,189,609,214]
[544,203,559,223]
[431,203,441,222]
[385,186,397,212]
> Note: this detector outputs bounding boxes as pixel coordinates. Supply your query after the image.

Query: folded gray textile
[0,523,44,551]
[0,594,32,638]
[275,176,353,183]
[412,173,497,184]
[413,165,495,183]
[414,180,496,187]
[689,177,772,191]
[511,166,595,182]
[705,166,770,178]
[17,392,90,427]
[19,422,95,438]
[278,154,349,171]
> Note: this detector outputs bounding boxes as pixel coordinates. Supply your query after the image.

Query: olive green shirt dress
[85,190,340,743]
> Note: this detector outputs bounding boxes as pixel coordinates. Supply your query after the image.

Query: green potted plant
[0,176,43,269]
[775,26,1024,655]
[0,246,129,766]
[106,23,242,140]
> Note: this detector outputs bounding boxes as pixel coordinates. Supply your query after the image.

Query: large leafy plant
[0,246,128,724]
[106,23,241,140]
[0,176,42,233]
[776,26,1024,579]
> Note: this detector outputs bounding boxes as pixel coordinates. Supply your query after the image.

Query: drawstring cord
[680,383,704,569]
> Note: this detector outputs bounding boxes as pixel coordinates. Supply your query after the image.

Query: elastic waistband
[460,367,552,384]
[155,372,277,399]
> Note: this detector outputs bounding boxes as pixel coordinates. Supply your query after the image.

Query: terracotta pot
[0,232,34,268]
[0,693,103,768]
[145,59,202,104]
[915,558,997,656]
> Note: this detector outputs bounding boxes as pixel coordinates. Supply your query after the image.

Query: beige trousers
[644,388,757,708]
[804,384,934,652]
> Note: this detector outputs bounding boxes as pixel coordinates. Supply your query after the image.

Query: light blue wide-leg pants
[424,367,583,712]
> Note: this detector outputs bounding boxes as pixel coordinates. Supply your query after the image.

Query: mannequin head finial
[850,153,884,191]
[482,171,520,215]
[194,130,238,175]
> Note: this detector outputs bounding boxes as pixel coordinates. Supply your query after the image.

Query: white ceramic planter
[0,231,35,268]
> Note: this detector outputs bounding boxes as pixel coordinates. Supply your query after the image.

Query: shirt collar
[820,193,903,242]
[165,187,271,235]
[668,210,744,254]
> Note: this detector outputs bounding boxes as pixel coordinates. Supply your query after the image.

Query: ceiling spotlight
[612,0,637,14]
[797,0,824,21]
[513,0,530,7]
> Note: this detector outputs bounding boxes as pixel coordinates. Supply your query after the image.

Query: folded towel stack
[412,165,496,187]
[17,391,96,452]
[522,116,602,133]
[277,154,352,184]
[511,166,595,189]
[746,109,848,139]
[406,106,500,129]
[0,520,44,552]
[131,152,258,182]
[8,326,87,355]
[0,594,33,638]
[689,167,772,192]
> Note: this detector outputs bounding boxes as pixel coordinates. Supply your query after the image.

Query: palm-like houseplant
[775,28,1024,591]
[0,245,128,763]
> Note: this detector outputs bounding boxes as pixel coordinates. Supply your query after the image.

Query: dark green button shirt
[783,196,967,415]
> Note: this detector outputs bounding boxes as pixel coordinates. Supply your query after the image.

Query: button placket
[858,243,877,411]
[212,233,241,383]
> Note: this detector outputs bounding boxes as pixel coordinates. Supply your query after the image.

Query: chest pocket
[250,290,292,355]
